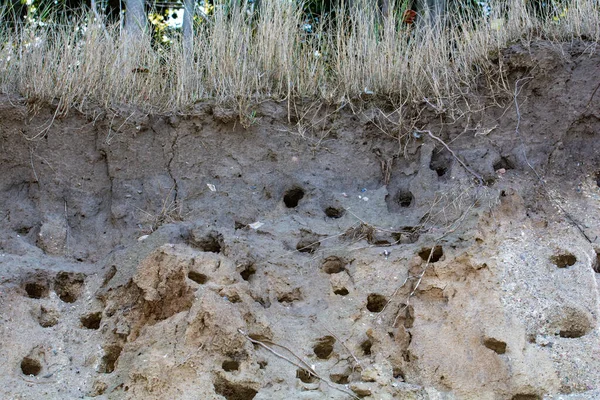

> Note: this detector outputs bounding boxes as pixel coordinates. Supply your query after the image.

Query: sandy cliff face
[0,41,599,400]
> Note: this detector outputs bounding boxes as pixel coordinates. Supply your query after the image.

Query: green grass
[0,0,598,117]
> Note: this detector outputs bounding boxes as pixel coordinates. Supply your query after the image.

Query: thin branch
[238,329,360,400]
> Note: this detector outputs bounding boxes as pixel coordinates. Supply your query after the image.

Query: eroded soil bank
[1,41,600,400]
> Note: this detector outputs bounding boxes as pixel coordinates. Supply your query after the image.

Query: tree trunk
[183,0,195,57]
[125,0,146,37]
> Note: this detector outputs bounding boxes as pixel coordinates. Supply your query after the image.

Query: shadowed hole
[360,339,372,356]
[214,376,257,400]
[98,345,123,374]
[240,264,256,281]
[392,227,420,244]
[277,288,302,303]
[80,312,102,330]
[325,207,344,218]
[296,237,320,253]
[20,357,42,376]
[551,253,577,268]
[188,271,208,284]
[334,287,349,296]
[322,256,344,274]
[284,188,305,208]
[190,233,223,253]
[393,367,405,380]
[258,360,268,369]
[511,395,540,400]
[494,156,515,171]
[594,250,600,273]
[483,337,507,354]
[430,151,452,177]
[16,226,31,235]
[418,246,444,263]
[24,282,48,299]
[54,272,85,303]
[397,191,414,207]
[366,293,387,312]
[222,360,240,372]
[313,336,335,359]
[559,328,586,338]
[296,368,316,383]
[329,373,349,384]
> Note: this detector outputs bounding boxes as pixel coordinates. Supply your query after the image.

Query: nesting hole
[188,271,209,284]
[594,250,600,273]
[397,191,414,208]
[240,264,256,281]
[494,156,515,171]
[24,282,48,299]
[596,171,600,187]
[214,376,258,400]
[322,256,344,274]
[80,312,102,330]
[296,368,317,383]
[296,237,320,253]
[277,288,302,303]
[418,246,444,263]
[313,336,336,359]
[430,151,452,177]
[20,357,42,376]
[16,226,32,235]
[551,253,577,268]
[360,339,372,355]
[284,188,305,208]
[393,367,405,380]
[559,328,586,338]
[483,337,507,354]
[325,207,344,218]
[190,233,223,253]
[511,395,540,400]
[366,293,387,312]
[334,287,349,296]
[222,360,240,372]
[54,272,85,303]
[329,373,349,384]
[98,345,123,374]
[392,227,420,244]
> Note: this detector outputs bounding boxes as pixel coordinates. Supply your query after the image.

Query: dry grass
[0,0,598,116]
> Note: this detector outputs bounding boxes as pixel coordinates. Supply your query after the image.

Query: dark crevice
[551,253,577,268]
[162,126,179,205]
[21,357,42,376]
[284,188,305,208]
[483,337,507,354]
[418,246,444,263]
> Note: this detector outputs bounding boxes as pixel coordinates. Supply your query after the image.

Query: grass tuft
[0,0,598,116]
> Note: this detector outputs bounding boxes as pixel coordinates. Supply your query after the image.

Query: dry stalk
[238,329,360,400]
